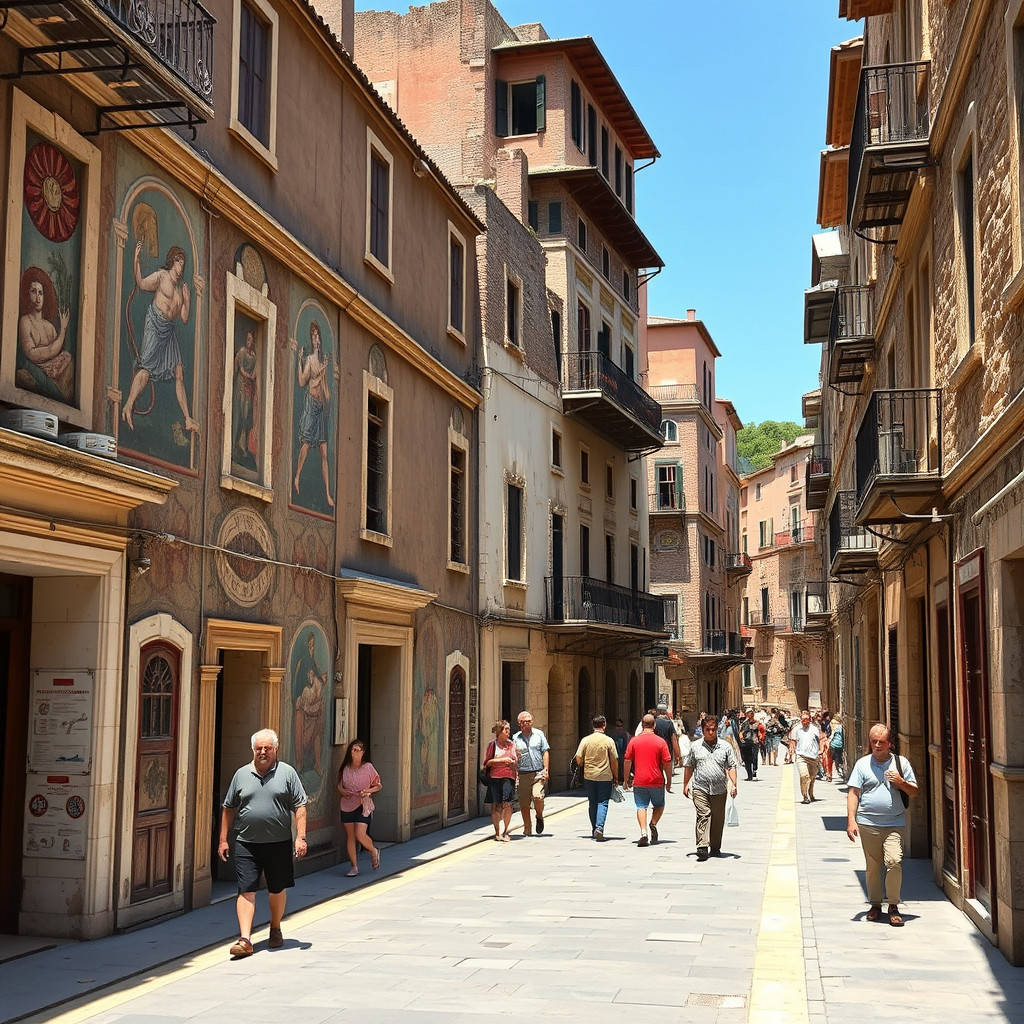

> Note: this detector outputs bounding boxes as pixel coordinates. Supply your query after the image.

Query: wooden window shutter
[495,79,508,137]
[535,75,546,131]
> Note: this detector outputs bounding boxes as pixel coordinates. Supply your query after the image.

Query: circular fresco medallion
[24,141,80,242]
[215,507,276,608]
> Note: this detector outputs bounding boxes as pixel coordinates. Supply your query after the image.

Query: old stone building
[0,0,483,938]
[353,0,671,774]
[805,0,1024,964]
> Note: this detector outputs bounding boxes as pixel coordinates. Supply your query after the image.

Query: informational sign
[28,669,94,774]
[810,690,822,709]
[23,774,88,859]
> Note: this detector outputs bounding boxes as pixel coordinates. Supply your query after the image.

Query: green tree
[737,420,803,472]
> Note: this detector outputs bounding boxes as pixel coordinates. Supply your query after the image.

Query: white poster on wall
[28,669,94,774]
[23,774,88,859]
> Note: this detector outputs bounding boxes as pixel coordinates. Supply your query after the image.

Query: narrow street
[4,764,1021,1024]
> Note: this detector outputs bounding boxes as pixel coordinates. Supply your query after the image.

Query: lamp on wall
[129,534,151,577]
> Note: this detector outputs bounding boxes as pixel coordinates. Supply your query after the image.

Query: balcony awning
[804,283,836,345]
[818,147,850,229]
[826,39,863,148]
[531,166,663,269]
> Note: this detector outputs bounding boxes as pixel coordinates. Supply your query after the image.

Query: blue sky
[354,1,855,426]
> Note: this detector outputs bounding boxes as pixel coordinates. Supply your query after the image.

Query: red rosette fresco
[23,141,80,243]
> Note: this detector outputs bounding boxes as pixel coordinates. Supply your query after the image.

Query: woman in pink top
[336,739,382,876]
[482,720,518,841]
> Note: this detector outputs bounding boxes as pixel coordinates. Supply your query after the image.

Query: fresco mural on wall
[230,311,262,476]
[290,299,336,518]
[16,132,83,405]
[412,617,443,810]
[112,178,203,473]
[289,622,332,827]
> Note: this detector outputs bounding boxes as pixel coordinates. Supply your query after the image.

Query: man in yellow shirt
[574,715,620,841]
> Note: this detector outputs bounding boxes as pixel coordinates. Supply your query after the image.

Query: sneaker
[638,834,649,847]
[268,927,283,949]
[650,823,659,843]
[696,847,709,861]
[229,937,254,958]
[536,815,544,834]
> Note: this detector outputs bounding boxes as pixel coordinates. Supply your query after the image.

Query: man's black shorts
[234,839,295,894]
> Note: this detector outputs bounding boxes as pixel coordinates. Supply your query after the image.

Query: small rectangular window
[496,77,546,137]
[551,309,562,379]
[602,247,610,279]
[580,446,590,486]
[548,201,562,234]
[506,482,523,582]
[239,2,270,144]
[614,145,622,195]
[449,229,464,336]
[656,464,679,509]
[570,80,583,150]
[580,523,590,577]
[366,394,388,534]
[450,445,466,564]
[630,477,638,511]
[622,270,631,302]
[630,543,639,591]
[577,218,587,253]
[601,126,609,178]
[625,164,633,214]
[506,276,521,347]
[369,148,391,267]
[959,150,976,347]
[605,534,614,583]
[587,104,597,165]
[605,463,614,500]
[527,200,539,232]
[624,345,635,380]
[551,428,562,470]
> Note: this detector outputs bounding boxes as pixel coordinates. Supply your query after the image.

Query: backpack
[829,727,844,751]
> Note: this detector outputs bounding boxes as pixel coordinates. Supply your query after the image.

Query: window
[622,270,631,302]
[506,274,521,348]
[577,300,591,352]
[231,0,279,165]
[495,76,546,137]
[448,224,465,339]
[758,518,774,549]
[630,477,638,512]
[551,310,562,379]
[957,148,977,349]
[605,462,614,500]
[601,126,609,178]
[551,428,562,470]
[449,443,467,566]
[587,104,597,165]
[659,419,678,442]
[548,201,562,234]
[790,464,798,484]
[580,445,590,486]
[755,482,762,501]
[624,344,635,380]
[624,163,633,213]
[597,320,611,360]
[630,543,639,591]
[365,132,393,277]
[577,217,587,253]
[527,200,539,232]
[614,145,622,195]
[362,372,392,541]
[505,481,524,583]
[570,80,583,151]
[605,534,614,583]
[656,463,680,509]
[580,523,591,577]
[602,246,610,279]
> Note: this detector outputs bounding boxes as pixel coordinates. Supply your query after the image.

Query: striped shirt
[684,738,739,796]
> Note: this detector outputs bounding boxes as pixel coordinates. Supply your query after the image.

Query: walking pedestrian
[574,715,619,841]
[623,713,672,846]
[682,715,739,861]
[846,723,918,926]
[790,710,827,803]
[336,738,381,876]
[829,714,846,781]
[512,710,550,836]
[609,718,631,781]
[765,708,786,765]
[738,707,760,781]
[218,729,307,958]
[482,720,518,841]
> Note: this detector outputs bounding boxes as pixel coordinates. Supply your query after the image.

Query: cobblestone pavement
[3,762,1023,1024]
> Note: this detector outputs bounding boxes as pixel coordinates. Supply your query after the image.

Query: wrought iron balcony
[774,520,815,548]
[806,444,832,511]
[805,582,830,621]
[725,551,752,578]
[545,576,673,634]
[648,488,686,515]
[648,383,702,406]
[829,490,878,575]
[563,351,664,451]
[775,616,806,636]
[747,609,775,629]
[829,286,875,387]
[855,388,943,524]
[695,630,750,661]
[848,62,930,230]
[1,0,216,132]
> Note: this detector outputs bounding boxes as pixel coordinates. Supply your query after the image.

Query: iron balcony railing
[725,551,752,573]
[700,631,749,656]
[831,286,874,346]
[855,388,942,501]
[648,383,701,405]
[774,520,816,548]
[728,631,747,656]
[848,61,930,225]
[829,490,879,562]
[100,0,216,99]
[747,609,774,628]
[649,488,686,514]
[545,576,673,632]
[564,350,663,435]
[775,616,805,634]
[807,444,832,478]
[806,581,829,618]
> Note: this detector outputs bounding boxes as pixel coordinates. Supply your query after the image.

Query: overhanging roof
[493,36,658,159]
[818,147,850,229]
[826,38,863,148]
[532,166,663,268]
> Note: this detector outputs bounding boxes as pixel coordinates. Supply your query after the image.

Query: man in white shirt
[789,710,827,803]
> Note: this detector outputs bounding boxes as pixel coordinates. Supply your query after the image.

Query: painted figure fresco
[290,303,336,517]
[231,316,261,475]
[413,619,443,807]
[289,624,331,826]
[17,134,82,404]
[115,184,202,472]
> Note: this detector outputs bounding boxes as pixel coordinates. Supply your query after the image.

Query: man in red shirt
[623,714,673,847]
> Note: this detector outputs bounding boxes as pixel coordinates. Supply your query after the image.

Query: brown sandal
[888,906,904,927]
[865,905,882,922]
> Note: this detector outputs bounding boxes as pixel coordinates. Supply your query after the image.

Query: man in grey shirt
[683,716,739,861]
[219,728,307,958]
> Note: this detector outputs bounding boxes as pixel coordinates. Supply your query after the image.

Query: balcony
[775,616,806,636]
[829,286,875,387]
[805,582,830,623]
[747,610,775,630]
[848,62,931,231]
[1,0,216,133]
[804,282,837,346]
[855,388,943,524]
[806,444,832,511]
[649,487,685,521]
[840,0,894,19]
[545,576,673,636]
[829,491,879,575]
[774,520,816,549]
[689,629,751,664]
[725,551,752,579]
[563,351,664,450]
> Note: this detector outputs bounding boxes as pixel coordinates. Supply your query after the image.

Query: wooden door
[446,668,465,818]
[131,642,180,902]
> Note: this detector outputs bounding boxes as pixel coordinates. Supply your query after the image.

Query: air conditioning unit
[61,432,117,459]
[2,408,59,440]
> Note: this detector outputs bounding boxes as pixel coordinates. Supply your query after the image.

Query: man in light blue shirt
[846,723,918,927]
[513,711,550,835]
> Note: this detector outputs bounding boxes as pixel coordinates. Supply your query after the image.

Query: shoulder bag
[478,741,494,788]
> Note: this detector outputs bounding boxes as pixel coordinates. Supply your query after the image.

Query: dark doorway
[551,513,564,619]
[577,666,592,740]
[447,668,466,818]
[357,644,373,749]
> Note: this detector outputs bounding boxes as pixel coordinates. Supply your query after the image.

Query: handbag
[478,741,495,787]
[897,755,910,808]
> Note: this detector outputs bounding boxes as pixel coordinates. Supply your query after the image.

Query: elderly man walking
[513,710,550,835]
[847,723,918,926]
[790,710,827,803]
[682,716,739,861]
[219,729,307,958]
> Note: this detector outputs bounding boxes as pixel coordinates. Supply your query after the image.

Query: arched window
[660,419,678,442]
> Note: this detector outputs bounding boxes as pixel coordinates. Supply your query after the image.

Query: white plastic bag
[610,783,625,803]
[725,792,739,827]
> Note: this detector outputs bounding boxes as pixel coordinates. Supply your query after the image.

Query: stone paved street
[4,762,1022,1024]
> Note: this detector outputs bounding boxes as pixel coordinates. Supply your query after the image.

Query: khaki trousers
[858,823,907,906]
[692,788,726,852]
[797,755,819,800]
